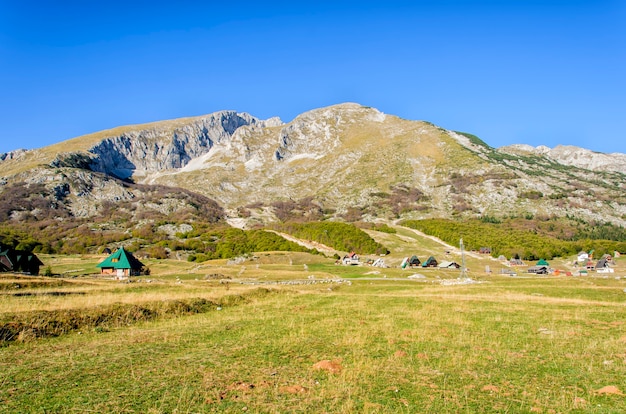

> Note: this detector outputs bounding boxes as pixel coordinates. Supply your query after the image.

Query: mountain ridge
[497,144,626,174]
[1,103,625,228]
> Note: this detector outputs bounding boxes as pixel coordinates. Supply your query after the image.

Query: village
[1,241,622,281]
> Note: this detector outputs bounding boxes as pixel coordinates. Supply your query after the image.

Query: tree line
[401,218,626,260]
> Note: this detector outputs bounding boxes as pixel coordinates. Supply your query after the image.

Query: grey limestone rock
[87,111,281,179]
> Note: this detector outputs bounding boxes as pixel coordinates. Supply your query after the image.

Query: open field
[1,250,626,413]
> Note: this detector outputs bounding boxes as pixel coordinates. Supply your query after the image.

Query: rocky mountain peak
[85,111,281,179]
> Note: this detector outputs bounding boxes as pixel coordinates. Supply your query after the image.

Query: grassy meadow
[1,233,626,413]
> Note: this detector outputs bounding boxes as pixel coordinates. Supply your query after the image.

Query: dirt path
[265,230,337,255]
[402,227,486,260]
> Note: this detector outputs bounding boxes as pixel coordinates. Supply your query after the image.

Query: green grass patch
[1,272,626,412]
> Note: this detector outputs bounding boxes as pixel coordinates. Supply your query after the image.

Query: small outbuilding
[96,247,145,278]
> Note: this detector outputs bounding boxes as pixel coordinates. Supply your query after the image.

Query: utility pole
[460,238,467,279]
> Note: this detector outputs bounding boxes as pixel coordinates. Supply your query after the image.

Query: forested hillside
[402,217,626,260]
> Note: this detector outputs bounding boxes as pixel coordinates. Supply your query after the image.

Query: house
[577,251,589,263]
[371,258,387,268]
[510,257,524,266]
[595,256,613,272]
[479,247,492,255]
[408,255,421,267]
[400,256,420,268]
[422,256,438,268]
[528,259,550,274]
[342,252,359,266]
[96,247,145,278]
[438,261,460,269]
[0,244,44,275]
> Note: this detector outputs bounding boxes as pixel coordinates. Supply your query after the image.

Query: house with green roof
[96,247,145,278]
[422,256,438,268]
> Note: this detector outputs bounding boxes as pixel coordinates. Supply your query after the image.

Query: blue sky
[1,1,625,154]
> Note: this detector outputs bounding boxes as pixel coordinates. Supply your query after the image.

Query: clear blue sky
[1,1,625,154]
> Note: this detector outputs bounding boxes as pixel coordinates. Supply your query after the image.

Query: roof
[0,247,14,267]
[595,258,609,269]
[536,259,549,266]
[96,247,144,270]
[20,253,44,267]
[0,244,44,273]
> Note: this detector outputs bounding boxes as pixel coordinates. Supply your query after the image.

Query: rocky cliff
[86,111,282,179]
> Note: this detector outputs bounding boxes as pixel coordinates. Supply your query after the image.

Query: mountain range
[1,103,625,229]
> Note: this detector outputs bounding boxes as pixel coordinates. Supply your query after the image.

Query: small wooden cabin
[96,247,145,278]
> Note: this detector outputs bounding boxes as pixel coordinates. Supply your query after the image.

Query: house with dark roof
[527,265,549,275]
[595,256,613,272]
[96,247,145,278]
[408,255,421,267]
[0,244,44,275]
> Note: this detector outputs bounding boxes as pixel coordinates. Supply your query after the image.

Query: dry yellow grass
[1,269,626,412]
